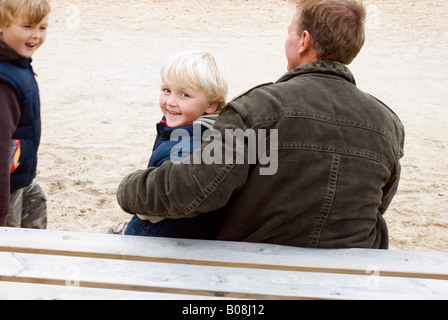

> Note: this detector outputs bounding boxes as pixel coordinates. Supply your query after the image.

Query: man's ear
[298,30,312,55]
[205,101,219,114]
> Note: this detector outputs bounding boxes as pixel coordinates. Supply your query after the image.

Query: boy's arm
[0,82,21,226]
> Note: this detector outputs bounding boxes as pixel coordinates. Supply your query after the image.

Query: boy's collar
[159,114,219,130]
[0,40,22,60]
[0,40,33,69]
[159,117,195,129]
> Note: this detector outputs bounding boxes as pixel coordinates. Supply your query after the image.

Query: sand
[32,0,448,252]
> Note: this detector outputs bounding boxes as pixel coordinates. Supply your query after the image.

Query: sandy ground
[31,0,448,252]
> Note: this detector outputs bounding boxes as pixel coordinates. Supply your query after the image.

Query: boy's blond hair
[0,0,51,27]
[161,51,229,112]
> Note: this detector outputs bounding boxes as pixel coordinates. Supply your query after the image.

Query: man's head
[285,0,366,70]
[0,0,50,58]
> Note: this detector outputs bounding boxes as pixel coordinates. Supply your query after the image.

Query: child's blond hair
[161,50,229,112]
[0,0,50,27]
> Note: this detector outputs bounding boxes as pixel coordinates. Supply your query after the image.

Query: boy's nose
[166,95,178,106]
[29,31,39,40]
[30,27,43,39]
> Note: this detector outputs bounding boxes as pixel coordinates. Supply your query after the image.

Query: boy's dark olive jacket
[117,61,405,249]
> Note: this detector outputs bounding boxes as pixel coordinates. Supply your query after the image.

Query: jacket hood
[194,113,219,130]
[0,41,22,61]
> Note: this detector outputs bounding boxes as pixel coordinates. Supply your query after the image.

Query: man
[117,0,405,249]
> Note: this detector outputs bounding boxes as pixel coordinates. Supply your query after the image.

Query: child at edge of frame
[0,0,50,228]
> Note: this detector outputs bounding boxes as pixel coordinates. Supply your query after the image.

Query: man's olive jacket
[117,61,405,249]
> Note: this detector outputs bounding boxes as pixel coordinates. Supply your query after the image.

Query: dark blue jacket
[124,117,225,240]
[0,58,41,192]
[148,118,205,168]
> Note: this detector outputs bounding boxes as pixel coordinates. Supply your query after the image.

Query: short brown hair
[0,0,51,27]
[297,0,366,65]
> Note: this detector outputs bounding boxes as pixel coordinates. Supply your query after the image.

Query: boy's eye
[180,93,190,98]
[162,88,171,94]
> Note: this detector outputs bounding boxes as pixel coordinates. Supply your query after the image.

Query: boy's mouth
[25,43,39,48]
[167,110,182,116]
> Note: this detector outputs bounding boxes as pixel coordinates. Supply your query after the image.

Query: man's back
[216,61,405,248]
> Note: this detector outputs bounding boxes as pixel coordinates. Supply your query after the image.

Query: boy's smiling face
[0,13,49,58]
[159,81,218,128]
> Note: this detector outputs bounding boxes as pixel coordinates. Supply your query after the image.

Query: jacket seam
[278,143,393,171]
[182,133,247,215]
[172,162,236,218]
[248,112,398,150]
[308,153,340,248]
[282,113,399,149]
[163,140,244,218]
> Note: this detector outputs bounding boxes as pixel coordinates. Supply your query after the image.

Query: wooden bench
[0,227,447,300]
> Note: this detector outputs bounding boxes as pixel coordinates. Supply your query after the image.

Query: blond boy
[116,51,229,239]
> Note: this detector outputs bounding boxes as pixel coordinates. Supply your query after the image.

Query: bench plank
[1,251,447,300]
[1,228,447,281]
[0,281,226,300]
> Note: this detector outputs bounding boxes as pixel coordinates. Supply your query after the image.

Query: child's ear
[205,101,219,114]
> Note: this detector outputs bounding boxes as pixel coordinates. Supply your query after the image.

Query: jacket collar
[194,113,219,130]
[277,60,357,86]
[0,40,33,69]
[157,117,196,138]
[157,115,215,138]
